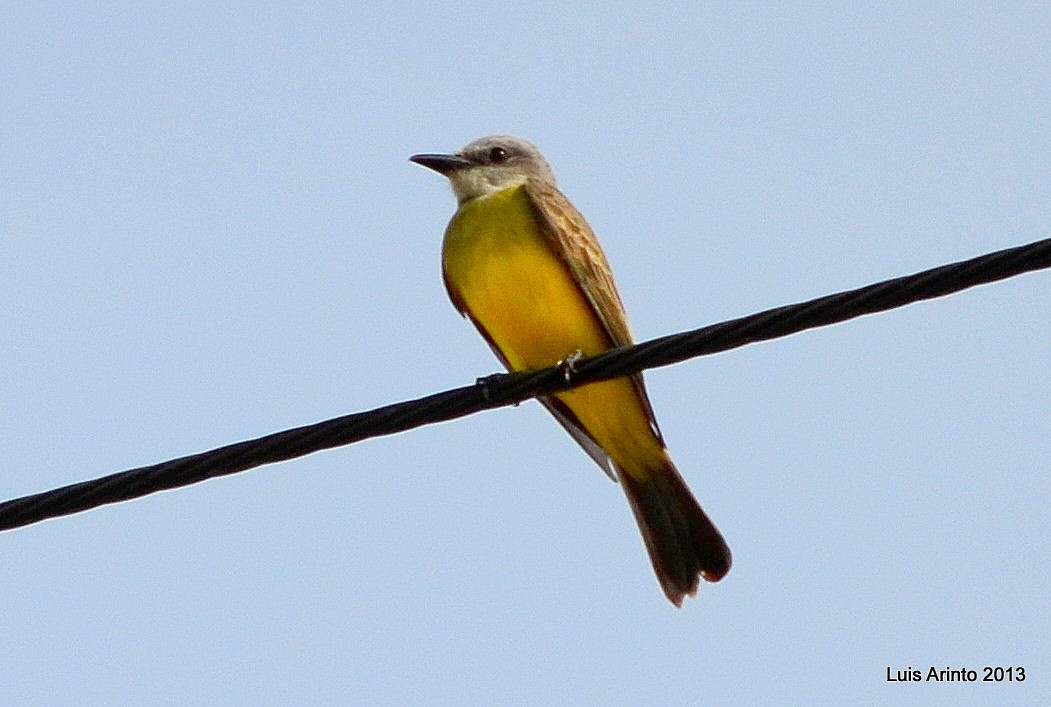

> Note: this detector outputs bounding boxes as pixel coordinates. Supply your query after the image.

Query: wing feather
[440,182,667,482]
[524,181,664,445]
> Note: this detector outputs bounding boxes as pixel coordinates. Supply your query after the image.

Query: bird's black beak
[409,153,472,175]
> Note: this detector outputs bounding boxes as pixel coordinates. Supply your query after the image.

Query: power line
[2,237,1049,532]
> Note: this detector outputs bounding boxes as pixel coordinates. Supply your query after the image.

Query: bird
[410,135,730,605]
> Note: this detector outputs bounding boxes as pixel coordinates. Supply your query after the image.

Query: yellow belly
[442,185,665,471]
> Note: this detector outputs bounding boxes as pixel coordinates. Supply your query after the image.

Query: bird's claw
[558,350,584,382]
[475,372,506,402]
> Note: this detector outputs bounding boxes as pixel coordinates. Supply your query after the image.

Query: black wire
[2,237,1049,532]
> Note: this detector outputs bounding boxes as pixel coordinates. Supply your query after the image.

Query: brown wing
[524,180,665,446]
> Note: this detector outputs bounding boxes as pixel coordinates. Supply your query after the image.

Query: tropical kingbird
[410,135,730,606]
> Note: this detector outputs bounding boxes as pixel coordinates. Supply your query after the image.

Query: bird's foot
[475,372,509,403]
[558,350,584,382]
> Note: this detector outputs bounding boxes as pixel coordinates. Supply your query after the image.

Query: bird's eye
[488,146,508,163]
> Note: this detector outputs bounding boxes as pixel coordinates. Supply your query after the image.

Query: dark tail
[618,458,731,607]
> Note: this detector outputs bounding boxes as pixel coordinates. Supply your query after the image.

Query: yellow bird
[411,135,730,606]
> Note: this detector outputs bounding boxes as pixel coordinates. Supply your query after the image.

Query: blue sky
[3,3,1048,705]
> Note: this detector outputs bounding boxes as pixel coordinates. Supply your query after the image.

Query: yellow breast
[441,184,665,471]
[442,185,610,371]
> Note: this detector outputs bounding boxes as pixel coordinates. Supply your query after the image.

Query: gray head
[410,135,557,203]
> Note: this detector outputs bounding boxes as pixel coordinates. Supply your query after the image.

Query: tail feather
[618,460,731,606]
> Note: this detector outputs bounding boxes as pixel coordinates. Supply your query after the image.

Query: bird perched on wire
[411,135,731,606]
